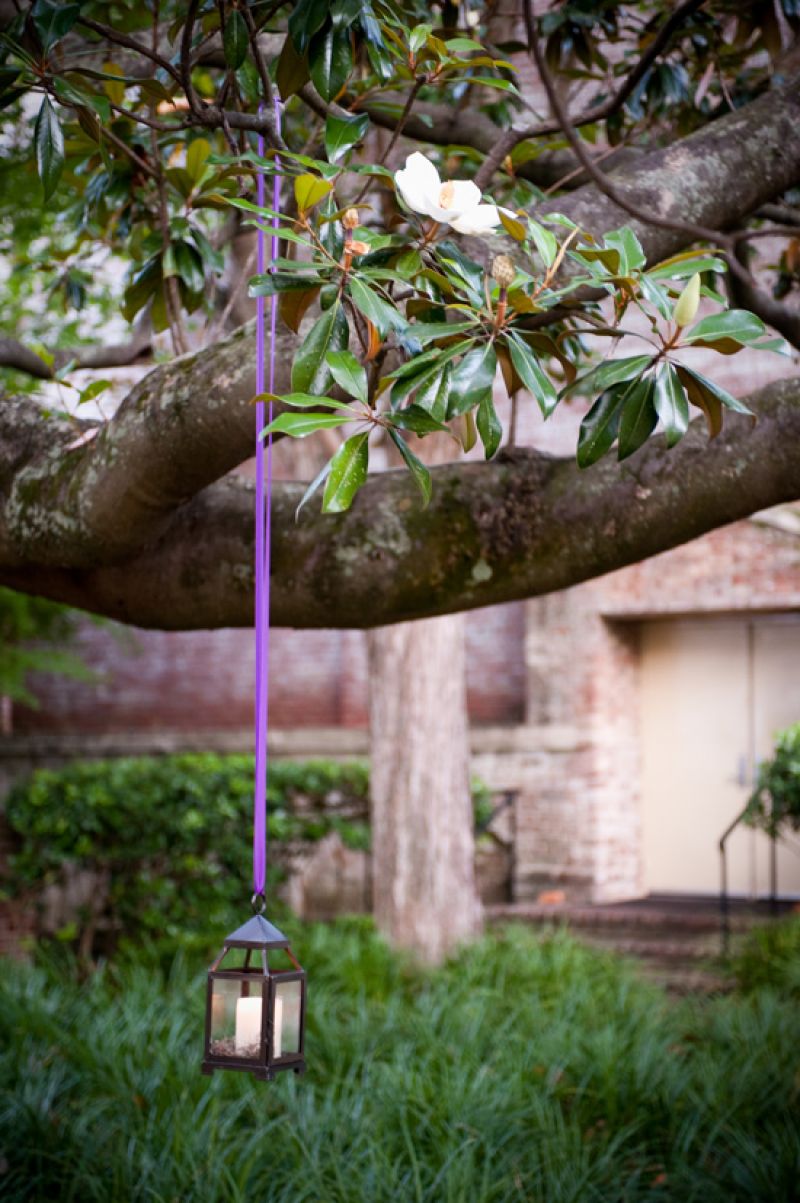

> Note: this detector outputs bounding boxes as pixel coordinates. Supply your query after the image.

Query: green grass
[1,920,799,1202]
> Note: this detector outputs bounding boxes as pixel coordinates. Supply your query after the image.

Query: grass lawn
[1,919,799,1202]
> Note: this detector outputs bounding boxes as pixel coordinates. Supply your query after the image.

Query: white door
[640,616,800,897]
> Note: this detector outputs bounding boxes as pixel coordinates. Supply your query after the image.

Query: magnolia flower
[394,151,512,236]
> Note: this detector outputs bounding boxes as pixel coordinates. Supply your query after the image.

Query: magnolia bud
[673,272,701,328]
[492,254,515,290]
[342,208,360,230]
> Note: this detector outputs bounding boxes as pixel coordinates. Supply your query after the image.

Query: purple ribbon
[253,98,281,899]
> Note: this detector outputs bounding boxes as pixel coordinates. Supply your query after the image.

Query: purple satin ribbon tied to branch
[253,97,282,903]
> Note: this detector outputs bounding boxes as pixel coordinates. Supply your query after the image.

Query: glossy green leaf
[31,0,81,52]
[325,112,369,162]
[675,363,754,419]
[276,32,310,97]
[348,277,406,338]
[647,251,727,279]
[257,391,356,413]
[223,10,249,68]
[617,377,657,460]
[506,331,557,417]
[326,349,367,403]
[294,173,333,212]
[322,432,369,512]
[261,411,352,439]
[388,429,432,507]
[448,344,497,416]
[309,25,351,102]
[572,354,653,397]
[34,97,64,201]
[249,273,320,298]
[527,220,558,267]
[499,211,526,242]
[653,364,689,448]
[288,0,329,52]
[414,364,451,421]
[408,23,431,53]
[675,365,723,438]
[186,137,211,182]
[605,227,646,273]
[391,405,451,436]
[291,303,349,395]
[577,387,625,468]
[404,320,478,345]
[683,309,767,347]
[477,394,502,459]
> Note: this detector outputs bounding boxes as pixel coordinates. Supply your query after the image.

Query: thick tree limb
[3,377,799,629]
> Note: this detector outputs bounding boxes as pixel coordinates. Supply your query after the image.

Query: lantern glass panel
[275,979,302,1057]
[209,978,264,1061]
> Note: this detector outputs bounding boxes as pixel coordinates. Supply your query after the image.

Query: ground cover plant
[1,920,798,1203]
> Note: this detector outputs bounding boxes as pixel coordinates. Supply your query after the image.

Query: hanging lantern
[202,907,306,1081]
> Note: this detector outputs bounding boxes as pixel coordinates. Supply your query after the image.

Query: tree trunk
[368,610,482,964]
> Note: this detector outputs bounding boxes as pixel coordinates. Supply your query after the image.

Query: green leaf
[675,365,723,438]
[309,25,351,102]
[261,411,352,439]
[322,432,369,512]
[605,227,646,274]
[294,173,333,212]
[675,363,754,422]
[577,387,625,468]
[324,112,369,163]
[257,391,356,413]
[288,0,329,52]
[391,405,451,436]
[348,277,406,338]
[404,320,478,345]
[476,394,502,459]
[653,364,689,449]
[506,331,557,418]
[185,137,212,182]
[223,10,249,68]
[249,272,322,298]
[326,349,367,403]
[527,221,558,267]
[34,97,64,201]
[499,211,526,242]
[414,364,451,421]
[648,251,727,280]
[276,32,310,97]
[31,0,81,52]
[409,24,432,54]
[683,309,767,348]
[448,344,497,416]
[617,377,657,460]
[388,430,432,507]
[291,303,349,394]
[571,354,653,397]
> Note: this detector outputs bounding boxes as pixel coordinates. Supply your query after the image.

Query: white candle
[234,996,262,1052]
[273,996,284,1059]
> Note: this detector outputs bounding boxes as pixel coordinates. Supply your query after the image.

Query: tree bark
[4,377,798,628]
[369,614,480,963]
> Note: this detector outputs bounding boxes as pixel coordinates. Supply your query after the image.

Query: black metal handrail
[719,806,779,955]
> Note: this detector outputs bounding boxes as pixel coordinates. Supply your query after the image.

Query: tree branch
[3,376,799,629]
[0,318,153,381]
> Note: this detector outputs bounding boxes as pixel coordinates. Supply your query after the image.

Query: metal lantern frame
[201,913,306,1081]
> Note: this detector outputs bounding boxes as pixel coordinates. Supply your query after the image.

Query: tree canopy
[1,0,799,628]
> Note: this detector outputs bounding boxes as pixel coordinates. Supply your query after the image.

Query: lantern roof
[223,914,290,950]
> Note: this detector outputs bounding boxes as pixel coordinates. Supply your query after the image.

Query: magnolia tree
[2,0,800,959]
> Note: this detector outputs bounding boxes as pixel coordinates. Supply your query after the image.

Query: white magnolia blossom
[394,151,512,236]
